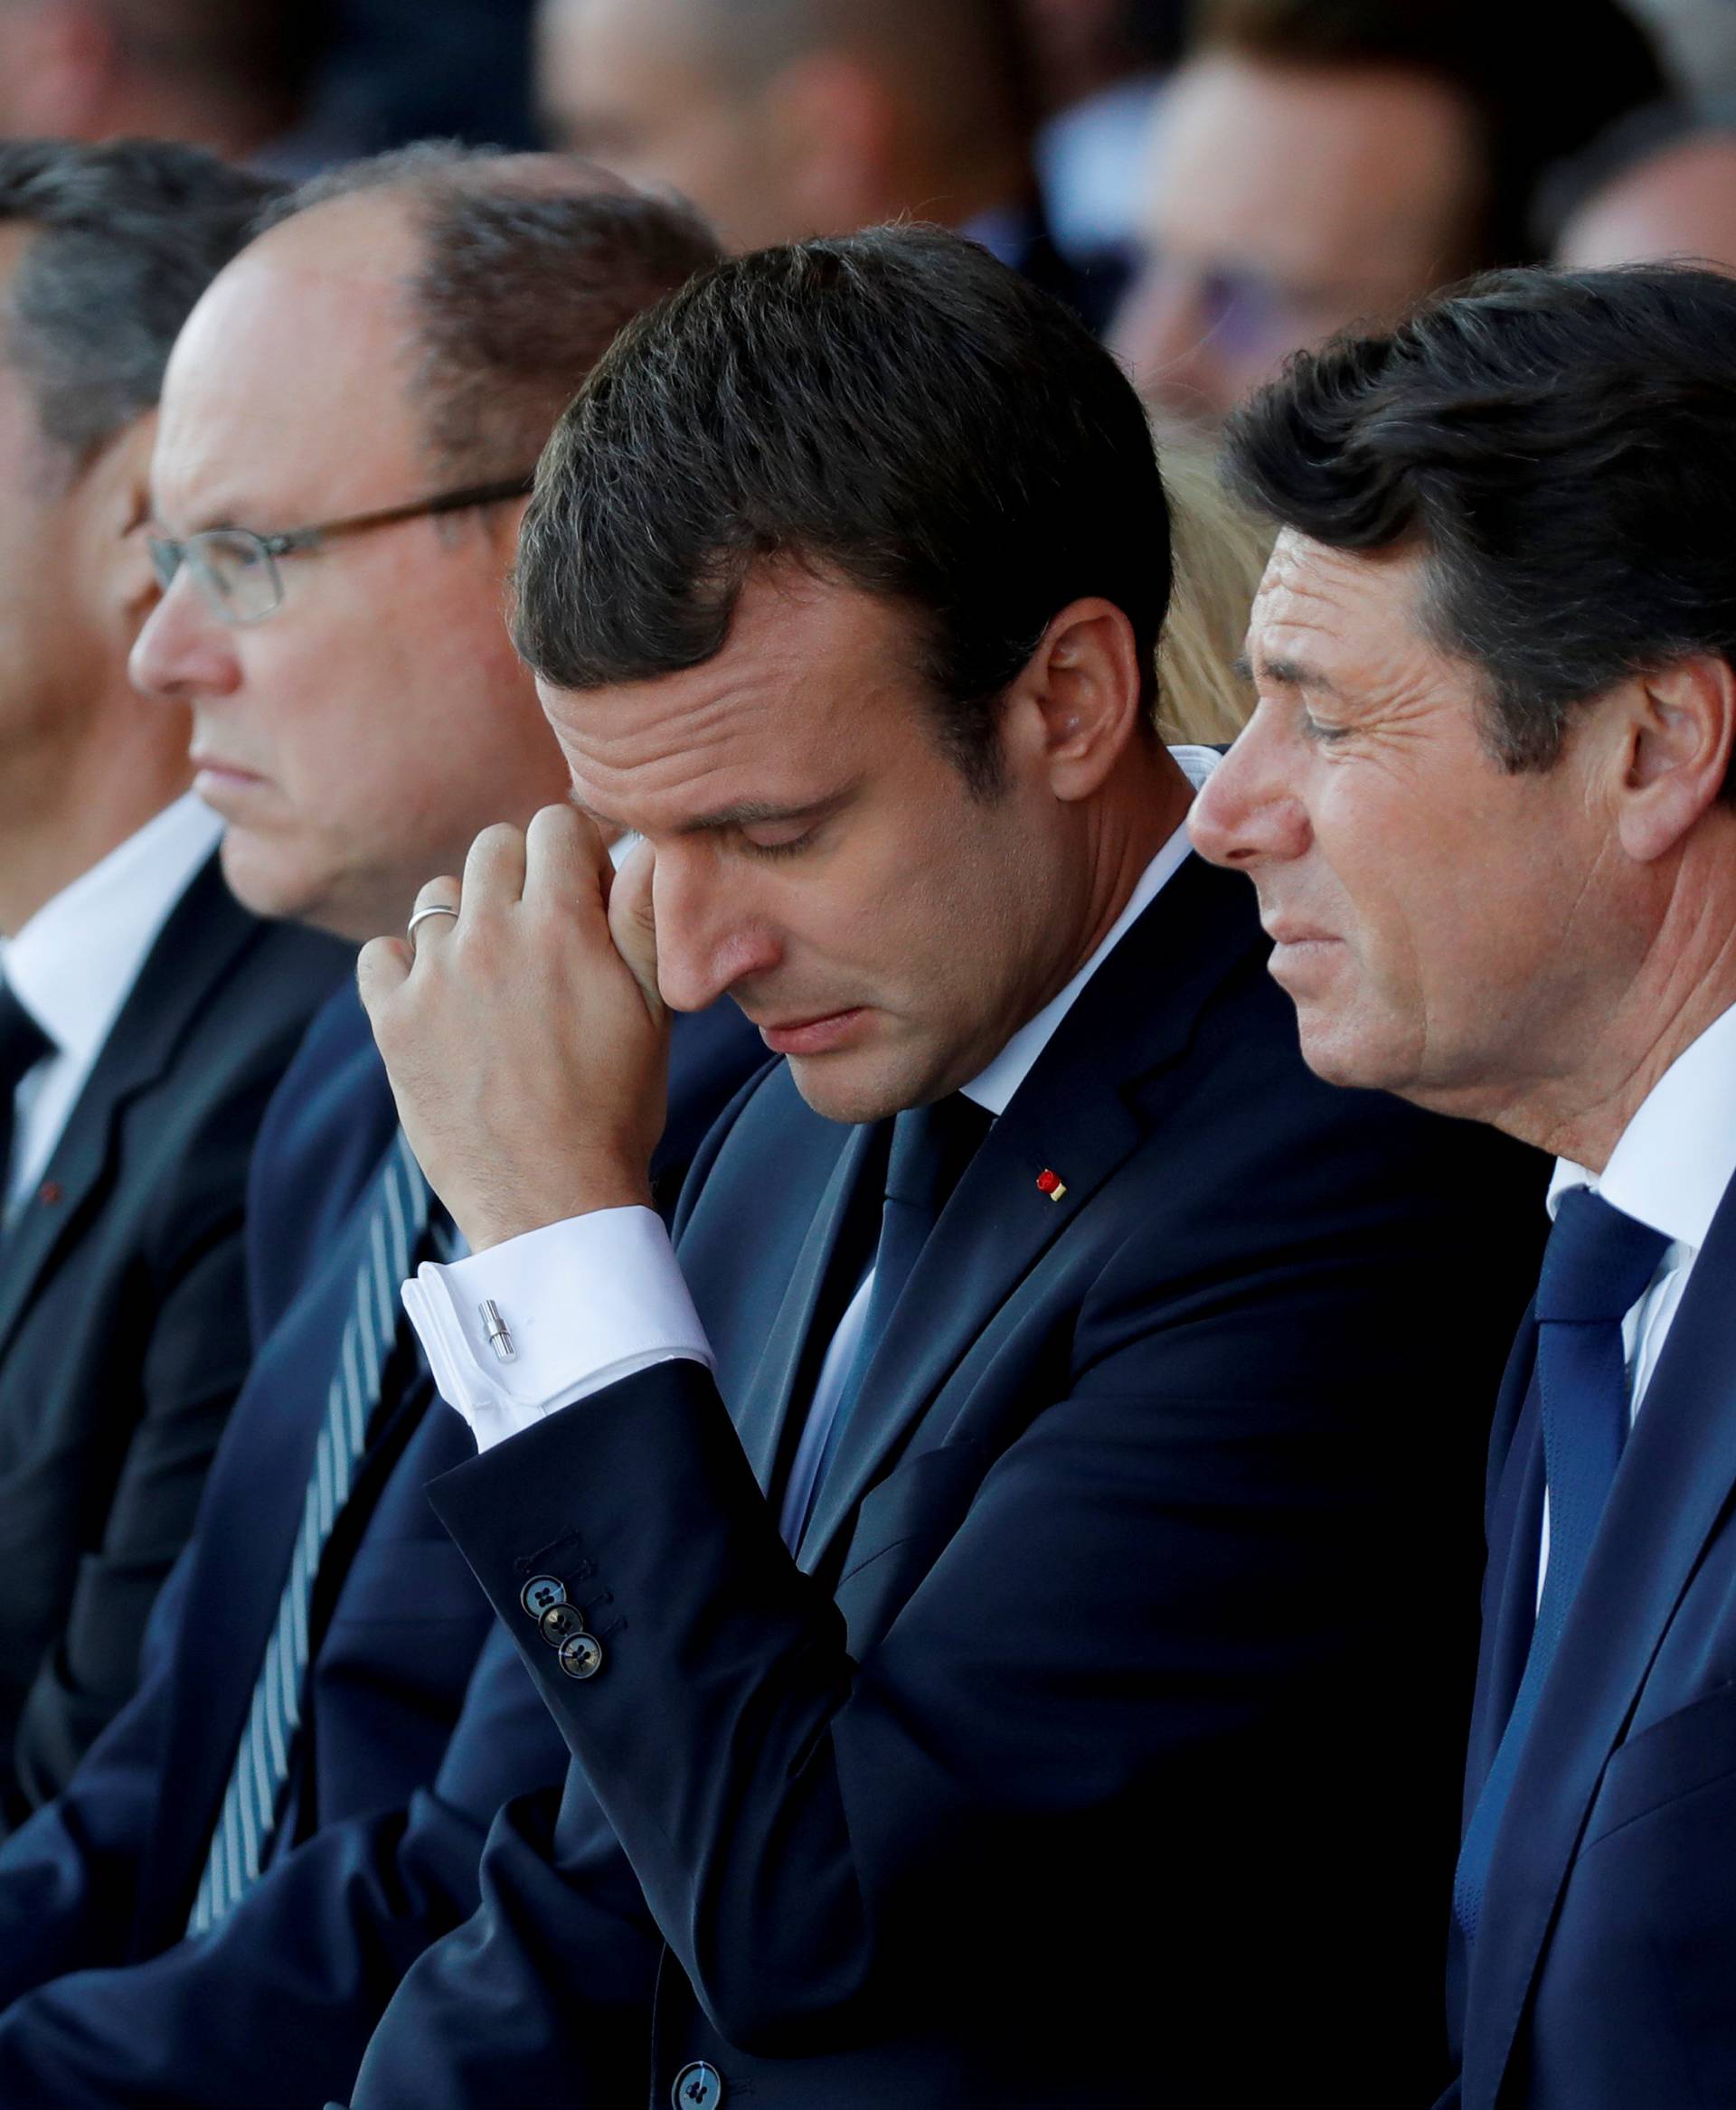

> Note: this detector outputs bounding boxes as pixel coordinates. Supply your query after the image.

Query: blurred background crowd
[5,0,1736,419]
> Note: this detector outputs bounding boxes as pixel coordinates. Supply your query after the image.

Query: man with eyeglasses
[1109,0,1661,428]
[0,146,762,2110]
[0,140,352,1830]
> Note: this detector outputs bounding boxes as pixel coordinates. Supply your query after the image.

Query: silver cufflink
[479,1299,516,1362]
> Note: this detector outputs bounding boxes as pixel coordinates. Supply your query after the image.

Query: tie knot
[0,975,52,1097]
[884,1093,995,1213]
[1535,1186,1672,1326]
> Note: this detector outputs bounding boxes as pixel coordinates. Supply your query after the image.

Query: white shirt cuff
[401,1205,713,1451]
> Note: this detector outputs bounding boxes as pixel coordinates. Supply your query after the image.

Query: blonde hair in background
[1155,434,1273,746]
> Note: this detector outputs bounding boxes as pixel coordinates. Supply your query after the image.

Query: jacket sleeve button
[520,1575,566,1618]
[558,1634,604,1680]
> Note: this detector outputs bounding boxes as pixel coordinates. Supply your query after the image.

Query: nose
[1188,710,1313,871]
[129,570,241,705]
[650,846,784,1014]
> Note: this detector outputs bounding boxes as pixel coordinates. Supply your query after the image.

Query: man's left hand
[357,805,669,1250]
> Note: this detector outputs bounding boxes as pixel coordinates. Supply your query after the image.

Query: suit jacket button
[520,1576,566,1618]
[539,1602,587,1647]
[672,2062,723,2108]
[558,1633,604,1680]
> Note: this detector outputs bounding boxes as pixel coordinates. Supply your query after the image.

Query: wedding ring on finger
[406,902,461,948]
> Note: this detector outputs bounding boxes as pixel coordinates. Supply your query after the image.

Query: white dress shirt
[2,793,222,1223]
[403,746,1223,1469]
[1536,995,1736,1594]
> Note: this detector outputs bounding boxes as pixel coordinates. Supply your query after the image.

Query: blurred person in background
[1112,0,1664,426]
[1154,437,1268,746]
[1022,0,1183,310]
[0,147,761,2110]
[0,138,349,1827]
[0,0,330,168]
[536,0,1122,325]
[1552,102,1736,270]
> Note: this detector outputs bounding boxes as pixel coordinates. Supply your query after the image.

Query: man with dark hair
[0,147,760,2110]
[340,225,1544,2108]
[1111,0,1664,424]
[1192,261,1736,2107]
[0,137,349,1821]
[536,0,1117,323]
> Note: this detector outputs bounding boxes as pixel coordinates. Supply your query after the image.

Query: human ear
[1013,597,1147,803]
[1611,654,1736,863]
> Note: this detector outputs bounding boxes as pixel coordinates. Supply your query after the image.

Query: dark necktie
[809,1093,994,1504]
[1453,1188,1671,1943]
[188,1131,453,1933]
[0,975,52,1201]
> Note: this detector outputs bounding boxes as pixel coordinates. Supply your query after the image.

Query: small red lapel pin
[1036,1168,1068,1201]
[37,1181,62,1207]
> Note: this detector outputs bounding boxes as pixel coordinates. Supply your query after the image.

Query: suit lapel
[1464,1172,1736,2107]
[797,852,1265,1574]
[0,856,252,1361]
[1462,1331,1544,1809]
[731,1119,882,1495]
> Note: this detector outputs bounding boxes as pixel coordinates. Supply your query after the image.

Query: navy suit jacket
[1445,1163,1736,2107]
[346,853,1549,2110]
[0,981,765,2108]
[0,855,349,1819]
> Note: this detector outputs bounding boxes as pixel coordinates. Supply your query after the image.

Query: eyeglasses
[146,473,537,625]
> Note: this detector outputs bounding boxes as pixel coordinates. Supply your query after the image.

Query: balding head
[1558,132,1736,274]
[132,147,721,941]
[537,0,1031,250]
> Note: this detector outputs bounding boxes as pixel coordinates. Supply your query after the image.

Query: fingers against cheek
[525,801,611,927]
[607,839,664,1017]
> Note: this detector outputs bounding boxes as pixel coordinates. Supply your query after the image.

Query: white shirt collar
[1547,996,1736,1253]
[0,792,223,1069]
[961,745,1222,1117]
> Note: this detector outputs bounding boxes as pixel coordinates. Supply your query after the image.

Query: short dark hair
[514,224,1171,792]
[261,144,722,480]
[1222,263,1736,776]
[1200,0,1666,270]
[0,137,280,465]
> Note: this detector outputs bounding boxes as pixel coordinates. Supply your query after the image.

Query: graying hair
[0,137,281,466]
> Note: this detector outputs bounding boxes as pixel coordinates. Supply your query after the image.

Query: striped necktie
[188,1131,451,1935]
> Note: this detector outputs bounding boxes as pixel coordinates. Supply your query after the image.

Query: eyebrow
[1232,653,1343,697]
[571,786,858,839]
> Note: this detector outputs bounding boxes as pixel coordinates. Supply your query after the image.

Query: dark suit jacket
[344,852,1549,2110]
[0,853,349,1819]
[1444,1164,1736,2108]
[0,980,766,2108]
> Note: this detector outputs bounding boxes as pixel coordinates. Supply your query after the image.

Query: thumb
[607,836,664,1020]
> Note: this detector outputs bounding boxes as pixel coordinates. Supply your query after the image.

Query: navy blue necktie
[1453,1188,1671,1942]
[0,975,52,1201]
[808,1094,993,1503]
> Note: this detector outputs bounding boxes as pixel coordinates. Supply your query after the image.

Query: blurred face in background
[1557,136,1736,274]
[1111,54,1483,426]
[130,194,570,942]
[539,0,796,250]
